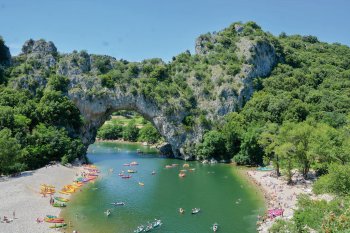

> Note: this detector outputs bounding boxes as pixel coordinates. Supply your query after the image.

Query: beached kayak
[44,217,64,223]
[54,197,69,202]
[52,202,67,207]
[49,223,67,228]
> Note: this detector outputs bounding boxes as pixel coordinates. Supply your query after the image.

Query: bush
[122,120,139,142]
[61,155,69,165]
[196,130,228,160]
[138,123,161,144]
[313,164,350,196]
[97,124,123,140]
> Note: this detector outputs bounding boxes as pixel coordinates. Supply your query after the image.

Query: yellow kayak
[41,184,55,188]
[59,191,71,195]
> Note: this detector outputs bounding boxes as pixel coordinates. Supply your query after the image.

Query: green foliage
[97,124,123,140]
[269,219,297,233]
[93,56,111,74]
[37,90,82,132]
[25,124,83,168]
[138,122,162,144]
[235,125,264,165]
[122,120,139,142]
[0,36,9,64]
[196,130,228,161]
[97,113,162,144]
[47,75,69,92]
[0,128,26,174]
[313,164,350,196]
[271,195,350,233]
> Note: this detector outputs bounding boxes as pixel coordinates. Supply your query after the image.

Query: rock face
[22,39,57,68]
[10,25,278,160]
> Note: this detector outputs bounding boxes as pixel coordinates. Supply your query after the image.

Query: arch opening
[94,110,171,154]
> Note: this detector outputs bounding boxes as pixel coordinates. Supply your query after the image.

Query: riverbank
[96,138,158,147]
[0,164,81,233]
[244,169,333,232]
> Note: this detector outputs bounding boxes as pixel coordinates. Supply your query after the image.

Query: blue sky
[0,0,349,62]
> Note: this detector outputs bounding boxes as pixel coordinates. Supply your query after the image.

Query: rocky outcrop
[22,39,57,68]
[236,37,277,105]
[10,24,278,160]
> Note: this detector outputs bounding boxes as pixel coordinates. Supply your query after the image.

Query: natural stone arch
[69,85,186,157]
[13,22,279,160]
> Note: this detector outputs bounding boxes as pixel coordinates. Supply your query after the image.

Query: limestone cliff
[8,22,279,160]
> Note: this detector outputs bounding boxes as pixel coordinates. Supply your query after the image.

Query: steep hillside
[0,21,349,174]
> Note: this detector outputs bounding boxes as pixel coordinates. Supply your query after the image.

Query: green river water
[61,142,265,233]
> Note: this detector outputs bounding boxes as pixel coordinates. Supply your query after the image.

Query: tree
[37,90,82,131]
[235,125,264,165]
[259,123,281,176]
[0,128,24,174]
[276,122,314,179]
[97,124,123,140]
[196,130,228,161]
[221,112,244,157]
[309,123,350,175]
[275,142,295,184]
[122,120,139,142]
[138,123,162,144]
[313,164,350,196]
[25,124,83,168]
[47,75,70,92]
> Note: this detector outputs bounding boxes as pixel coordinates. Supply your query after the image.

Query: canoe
[139,182,145,186]
[179,173,186,178]
[49,223,67,228]
[127,170,137,173]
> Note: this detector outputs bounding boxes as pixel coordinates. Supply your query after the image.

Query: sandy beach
[0,164,81,233]
[246,170,313,232]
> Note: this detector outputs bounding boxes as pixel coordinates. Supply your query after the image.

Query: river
[61,142,265,233]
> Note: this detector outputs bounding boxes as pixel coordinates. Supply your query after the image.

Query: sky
[0,0,349,62]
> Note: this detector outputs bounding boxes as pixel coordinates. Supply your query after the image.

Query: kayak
[45,218,64,223]
[52,203,66,207]
[212,223,219,232]
[41,184,55,188]
[59,191,70,195]
[54,197,69,202]
[49,223,67,228]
